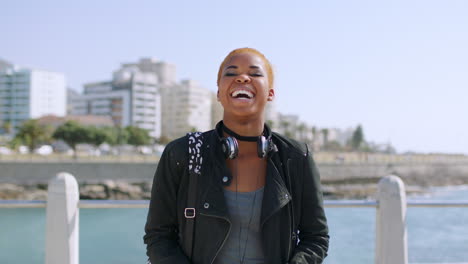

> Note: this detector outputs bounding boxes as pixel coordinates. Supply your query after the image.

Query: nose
[235,74,251,84]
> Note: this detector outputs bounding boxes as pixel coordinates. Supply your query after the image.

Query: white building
[0,66,66,132]
[122,58,176,85]
[161,79,212,139]
[211,91,223,128]
[276,113,300,138]
[121,58,214,139]
[70,57,212,140]
[0,59,12,71]
[72,66,161,139]
[72,81,131,127]
[264,101,279,130]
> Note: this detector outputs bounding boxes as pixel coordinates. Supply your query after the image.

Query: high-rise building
[72,66,162,139]
[0,59,12,71]
[264,101,279,130]
[211,91,223,128]
[122,58,176,85]
[70,57,212,141]
[161,79,212,139]
[0,66,66,133]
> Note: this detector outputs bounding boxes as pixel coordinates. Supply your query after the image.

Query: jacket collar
[198,130,292,225]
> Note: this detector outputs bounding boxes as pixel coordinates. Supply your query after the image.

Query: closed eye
[250,73,263,77]
[225,72,237,76]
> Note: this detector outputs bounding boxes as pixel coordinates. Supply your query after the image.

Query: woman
[144,48,329,264]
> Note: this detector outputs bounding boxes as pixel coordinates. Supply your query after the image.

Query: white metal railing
[3,199,468,209]
[1,173,468,264]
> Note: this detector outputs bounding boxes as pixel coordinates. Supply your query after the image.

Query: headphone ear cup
[222,137,239,159]
[257,136,268,158]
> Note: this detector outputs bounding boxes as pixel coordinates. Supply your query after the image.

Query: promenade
[1,152,468,200]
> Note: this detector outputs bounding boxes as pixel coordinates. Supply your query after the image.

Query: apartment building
[123,58,212,139]
[0,66,66,133]
[70,57,213,140]
[161,79,212,139]
[72,66,161,139]
[211,91,223,128]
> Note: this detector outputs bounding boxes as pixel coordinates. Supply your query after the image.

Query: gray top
[213,187,265,264]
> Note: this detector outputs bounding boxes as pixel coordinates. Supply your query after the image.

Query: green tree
[297,123,306,140]
[350,124,365,151]
[88,126,118,146]
[266,120,274,129]
[14,119,51,152]
[280,120,292,138]
[114,126,129,145]
[321,128,329,147]
[2,121,12,134]
[311,126,317,138]
[52,121,89,153]
[125,126,151,146]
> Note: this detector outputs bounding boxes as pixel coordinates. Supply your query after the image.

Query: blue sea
[1,186,467,264]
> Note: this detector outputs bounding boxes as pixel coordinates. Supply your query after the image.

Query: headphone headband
[215,121,275,159]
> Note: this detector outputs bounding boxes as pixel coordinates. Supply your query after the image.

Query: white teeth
[231,90,253,98]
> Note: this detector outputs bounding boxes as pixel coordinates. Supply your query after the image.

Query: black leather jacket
[144,129,329,264]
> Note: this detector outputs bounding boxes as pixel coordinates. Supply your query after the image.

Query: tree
[266,120,274,129]
[297,123,306,141]
[311,126,317,139]
[125,126,151,146]
[321,128,329,147]
[14,119,51,152]
[156,135,171,145]
[2,121,12,134]
[280,120,292,138]
[88,126,118,146]
[53,121,89,153]
[350,125,365,151]
[116,126,129,145]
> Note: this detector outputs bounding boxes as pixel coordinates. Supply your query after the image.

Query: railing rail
[1,173,468,264]
[3,199,468,209]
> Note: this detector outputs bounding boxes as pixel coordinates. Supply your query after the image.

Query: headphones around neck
[215,121,277,159]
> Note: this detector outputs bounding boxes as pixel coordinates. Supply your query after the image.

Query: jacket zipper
[199,212,232,264]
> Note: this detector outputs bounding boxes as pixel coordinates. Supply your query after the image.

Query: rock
[80,184,108,199]
[0,184,25,199]
[23,190,48,200]
[104,181,143,199]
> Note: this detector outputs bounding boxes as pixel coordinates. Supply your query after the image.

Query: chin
[225,108,264,119]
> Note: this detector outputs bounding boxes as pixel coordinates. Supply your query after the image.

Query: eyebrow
[225,65,261,70]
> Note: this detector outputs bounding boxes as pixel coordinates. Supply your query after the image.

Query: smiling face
[217,52,275,120]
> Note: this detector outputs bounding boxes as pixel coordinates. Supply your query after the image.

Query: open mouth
[231,90,254,99]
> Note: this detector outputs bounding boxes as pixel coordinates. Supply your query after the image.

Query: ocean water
[1,186,467,264]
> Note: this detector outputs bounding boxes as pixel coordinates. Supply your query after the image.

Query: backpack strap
[184,132,204,259]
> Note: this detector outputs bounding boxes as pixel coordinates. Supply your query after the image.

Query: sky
[1,0,467,154]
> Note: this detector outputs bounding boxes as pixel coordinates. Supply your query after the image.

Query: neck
[222,115,265,137]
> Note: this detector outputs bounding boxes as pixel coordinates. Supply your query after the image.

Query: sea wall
[1,161,468,186]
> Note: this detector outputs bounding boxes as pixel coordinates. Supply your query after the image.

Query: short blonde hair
[217,48,274,89]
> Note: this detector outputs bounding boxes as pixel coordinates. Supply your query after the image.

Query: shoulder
[272,132,309,158]
[161,135,188,162]
[162,130,215,159]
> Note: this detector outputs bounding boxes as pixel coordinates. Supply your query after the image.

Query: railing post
[376,175,408,264]
[45,172,79,264]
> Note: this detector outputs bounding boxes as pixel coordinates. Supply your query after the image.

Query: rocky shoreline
[0,177,456,201]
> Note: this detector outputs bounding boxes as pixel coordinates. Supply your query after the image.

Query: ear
[267,88,275,101]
